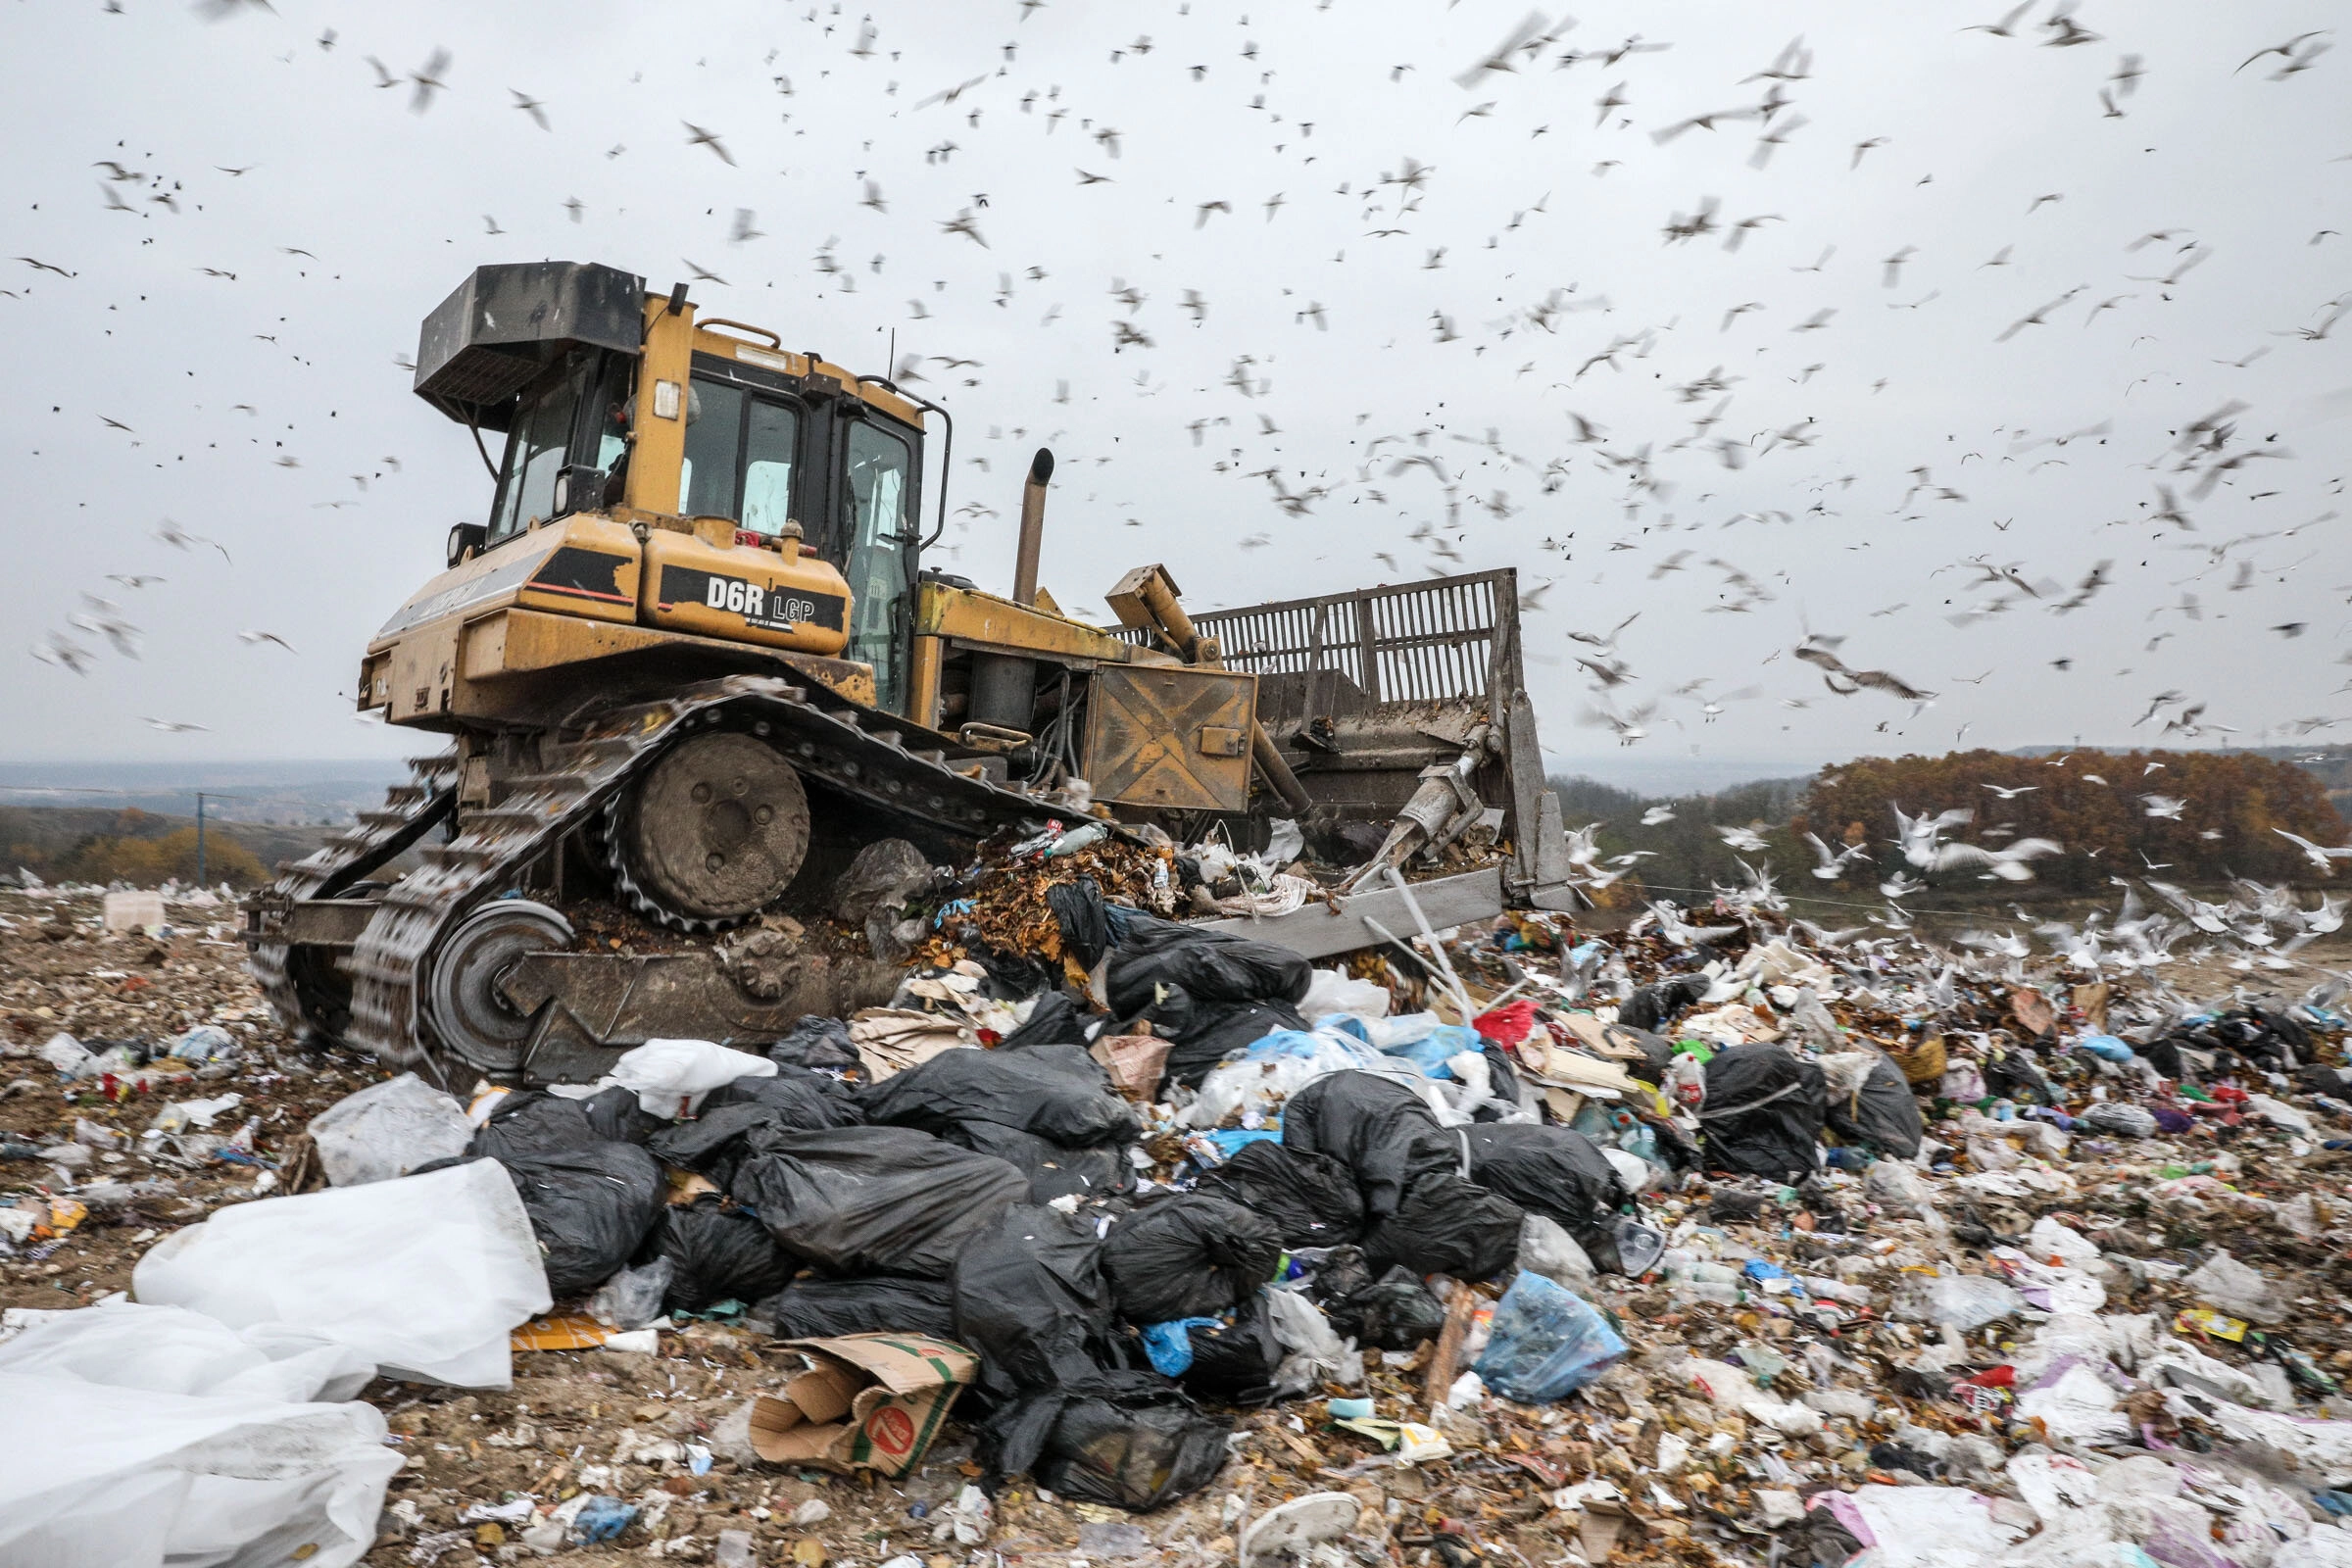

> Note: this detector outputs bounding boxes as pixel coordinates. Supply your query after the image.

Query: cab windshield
[680,375,802,537]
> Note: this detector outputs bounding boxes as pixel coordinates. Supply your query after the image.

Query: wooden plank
[1197,865,1504,959]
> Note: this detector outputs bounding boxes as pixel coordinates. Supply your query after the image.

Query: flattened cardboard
[749,1332,977,1478]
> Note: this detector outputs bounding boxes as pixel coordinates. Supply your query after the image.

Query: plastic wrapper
[641,1198,798,1310]
[1197,1140,1365,1248]
[857,1044,1138,1147]
[1264,1287,1360,1396]
[943,1119,1136,1204]
[952,1203,1119,1398]
[1102,1193,1284,1324]
[1301,968,1392,1021]
[1895,1273,2023,1330]
[730,1125,1029,1279]
[1282,1070,1461,1220]
[2185,1250,2289,1325]
[1516,1213,1598,1294]
[758,1276,957,1341]
[306,1073,472,1188]
[980,1369,1231,1511]
[588,1257,674,1330]
[1471,1269,1628,1402]
[1360,1173,1523,1281]
[132,1156,551,1388]
[500,1142,667,1297]
[609,1038,777,1118]
[1696,1045,1828,1177]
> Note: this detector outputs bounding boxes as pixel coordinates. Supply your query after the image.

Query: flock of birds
[7,1,2345,766]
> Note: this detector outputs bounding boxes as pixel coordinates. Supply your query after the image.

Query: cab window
[488,360,588,544]
[844,421,915,710]
[679,375,801,536]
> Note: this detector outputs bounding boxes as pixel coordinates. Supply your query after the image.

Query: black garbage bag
[729,1125,1029,1279]
[1823,1052,1926,1159]
[952,1203,1120,1399]
[468,1091,605,1163]
[1698,1045,1827,1178]
[1610,1026,1681,1086]
[1197,1141,1364,1248]
[1462,1123,1626,1236]
[1332,1263,1447,1350]
[1048,878,1112,970]
[1980,1042,2055,1106]
[642,1198,799,1310]
[582,1085,669,1145]
[1361,1174,1522,1281]
[1101,1193,1284,1324]
[759,1275,958,1340]
[644,1102,788,1189]
[1105,913,1312,1016]
[1620,974,1712,1035]
[1159,999,1307,1090]
[766,1014,858,1072]
[1281,1071,1458,1221]
[500,1144,667,1297]
[702,1066,865,1129]
[944,1120,1136,1204]
[2138,1034,2189,1081]
[1000,992,1094,1052]
[980,1368,1230,1511]
[1177,1294,1284,1406]
[857,1047,1139,1148]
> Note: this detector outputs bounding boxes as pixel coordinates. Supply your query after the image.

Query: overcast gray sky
[4,0,2346,778]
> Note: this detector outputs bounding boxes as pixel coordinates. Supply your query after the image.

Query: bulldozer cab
[418,260,932,712]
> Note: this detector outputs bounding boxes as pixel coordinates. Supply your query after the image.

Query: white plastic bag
[608,1038,775,1118]
[306,1073,472,1187]
[133,1156,550,1388]
[1300,968,1392,1022]
[1517,1214,1598,1294]
[0,1300,374,1404]
[1266,1287,1361,1395]
[2184,1249,2289,1325]
[1894,1273,2022,1331]
[0,1371,400,1568]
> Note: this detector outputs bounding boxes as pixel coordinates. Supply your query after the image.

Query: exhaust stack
[1012,447,1054,606]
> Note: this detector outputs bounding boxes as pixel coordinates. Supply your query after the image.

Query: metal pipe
[1013,447,1054,606]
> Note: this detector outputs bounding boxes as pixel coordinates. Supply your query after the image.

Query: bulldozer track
[247,749,461,1048]
[324,674,1054,1082]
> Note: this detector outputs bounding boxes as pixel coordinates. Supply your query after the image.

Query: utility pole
[189,792,248,890]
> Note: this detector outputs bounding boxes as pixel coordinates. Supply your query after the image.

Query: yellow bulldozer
[247,262,1577,1085]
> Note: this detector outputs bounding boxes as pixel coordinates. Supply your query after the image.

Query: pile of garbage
[9,852,2352,1568]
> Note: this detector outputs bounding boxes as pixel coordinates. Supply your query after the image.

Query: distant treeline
[1799,749,2345,892]
[0,806,327,889]
[1549,748,2348,904]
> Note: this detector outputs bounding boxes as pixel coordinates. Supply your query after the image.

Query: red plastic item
[1474,999,1538,1047]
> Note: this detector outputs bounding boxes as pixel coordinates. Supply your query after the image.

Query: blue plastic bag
[1141,1316,1220,1376]
[1472,1270,1628,1402]
[1380,1023,1482,1081]
[2079,1034,2134,1063]
[571,1496,639,1545]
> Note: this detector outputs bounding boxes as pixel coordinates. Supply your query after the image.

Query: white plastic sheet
[0,1299,374,1404]
[607,1037,775,1117]
[133,1155,550,1388]
[1299,968,1392,1021]
[305,1072,472,1187]
[0,1371,400,1568]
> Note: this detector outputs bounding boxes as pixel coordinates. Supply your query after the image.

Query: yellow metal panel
[917,582,1142,663]
[907,635,944,728]
[639,530,853,656]
[626,298,693,515]
[1083,663,1257,813]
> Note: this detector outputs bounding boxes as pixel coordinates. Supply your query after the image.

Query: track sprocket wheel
[601,728,811,932]
[421,899,574,1073]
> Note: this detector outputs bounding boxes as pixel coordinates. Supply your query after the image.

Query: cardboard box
[749,1333,977,1477]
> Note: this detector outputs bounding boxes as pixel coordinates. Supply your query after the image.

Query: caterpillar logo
[658,564,845,634]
